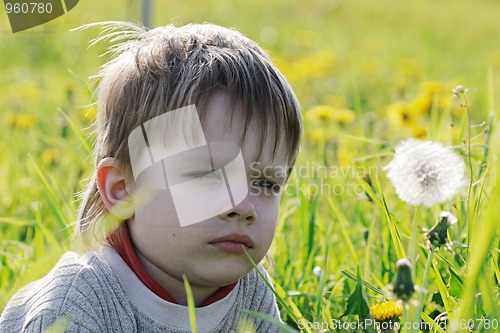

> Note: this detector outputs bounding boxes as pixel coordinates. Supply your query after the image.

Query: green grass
[2,0,500,332]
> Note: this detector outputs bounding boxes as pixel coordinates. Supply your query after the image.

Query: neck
[135,249,218,306]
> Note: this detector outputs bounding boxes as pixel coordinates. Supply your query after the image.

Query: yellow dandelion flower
[6,114,37,128]
[1,80,41,102]
[306,105,336,122]
[42,148,59,165]
[337,145,354,166]
[291,50,335,81]
[309,128,322,143]
[412,124,428,139]
[307,127,334,144]
[17,114,37,128]
[411,94,433,114]
[335,108,356,125]
[80,107,97,122]
[370,301,403,321]
[4,113,17,127]
[308,129,322,145]
[306,105,355,125]
[385,101,415,128]
[438,95,453,111]
[419,80,444,95]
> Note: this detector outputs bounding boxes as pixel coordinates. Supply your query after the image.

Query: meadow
[2,0,500,332]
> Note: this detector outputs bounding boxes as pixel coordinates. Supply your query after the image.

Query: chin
[205,262,253,286]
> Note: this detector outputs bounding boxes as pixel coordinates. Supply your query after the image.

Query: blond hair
[76,22,302,248]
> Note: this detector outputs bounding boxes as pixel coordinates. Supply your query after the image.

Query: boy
[0,22,302,332]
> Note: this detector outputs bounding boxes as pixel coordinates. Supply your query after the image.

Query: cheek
[133,189,181,228]
[255,195,281,229]
[129,190,187,264]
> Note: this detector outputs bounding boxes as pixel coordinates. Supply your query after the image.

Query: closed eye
[186,170,222,182]
[189,170,213,177]
[252,179,281,191]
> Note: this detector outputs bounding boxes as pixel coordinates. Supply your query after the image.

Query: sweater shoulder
[0,251,135,332]
[241,265,280,311]
[232,265,282,332]
[242,264,275,293]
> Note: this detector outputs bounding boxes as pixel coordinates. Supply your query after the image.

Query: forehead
[200,92,289,169]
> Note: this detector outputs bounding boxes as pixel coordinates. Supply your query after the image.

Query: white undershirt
[102,246,240,332]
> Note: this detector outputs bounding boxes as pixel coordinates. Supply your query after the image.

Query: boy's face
[128,92,288,288]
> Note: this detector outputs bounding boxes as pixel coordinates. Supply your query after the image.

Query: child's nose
[219,196,257,224]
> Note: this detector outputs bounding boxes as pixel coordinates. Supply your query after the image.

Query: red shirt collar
[106,225,237,306]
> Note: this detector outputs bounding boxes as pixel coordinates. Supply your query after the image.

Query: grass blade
[28,154,69,230]
[326,196,359,264]
[242,310,300,333]
[421,312,446,333]
[67,68,96,104]
[57,108,93,154]
[341,269,384,295]
[183,275,198,333]
[431,262,454,321]
[0,217,35,226]
[373,172,406,259]
[243,248,311,333]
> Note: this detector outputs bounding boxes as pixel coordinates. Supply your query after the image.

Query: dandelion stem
[414,247,434,327]
[464,94,473,264]
[409,205,420,279]
[402,302,413,333]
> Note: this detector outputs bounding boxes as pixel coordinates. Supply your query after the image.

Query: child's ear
[96,157,135,220]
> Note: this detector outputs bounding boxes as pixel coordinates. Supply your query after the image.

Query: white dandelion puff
[384,138,467,206]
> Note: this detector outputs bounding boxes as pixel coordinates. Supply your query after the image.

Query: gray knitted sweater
[0,246,281,332]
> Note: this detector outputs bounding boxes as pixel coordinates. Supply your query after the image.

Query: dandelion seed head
[439,211,457,225]
[393,258,414,302]
[424,211,458,252]
[384,138,466,206]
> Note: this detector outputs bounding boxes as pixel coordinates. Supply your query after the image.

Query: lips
[209,233,254,254]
